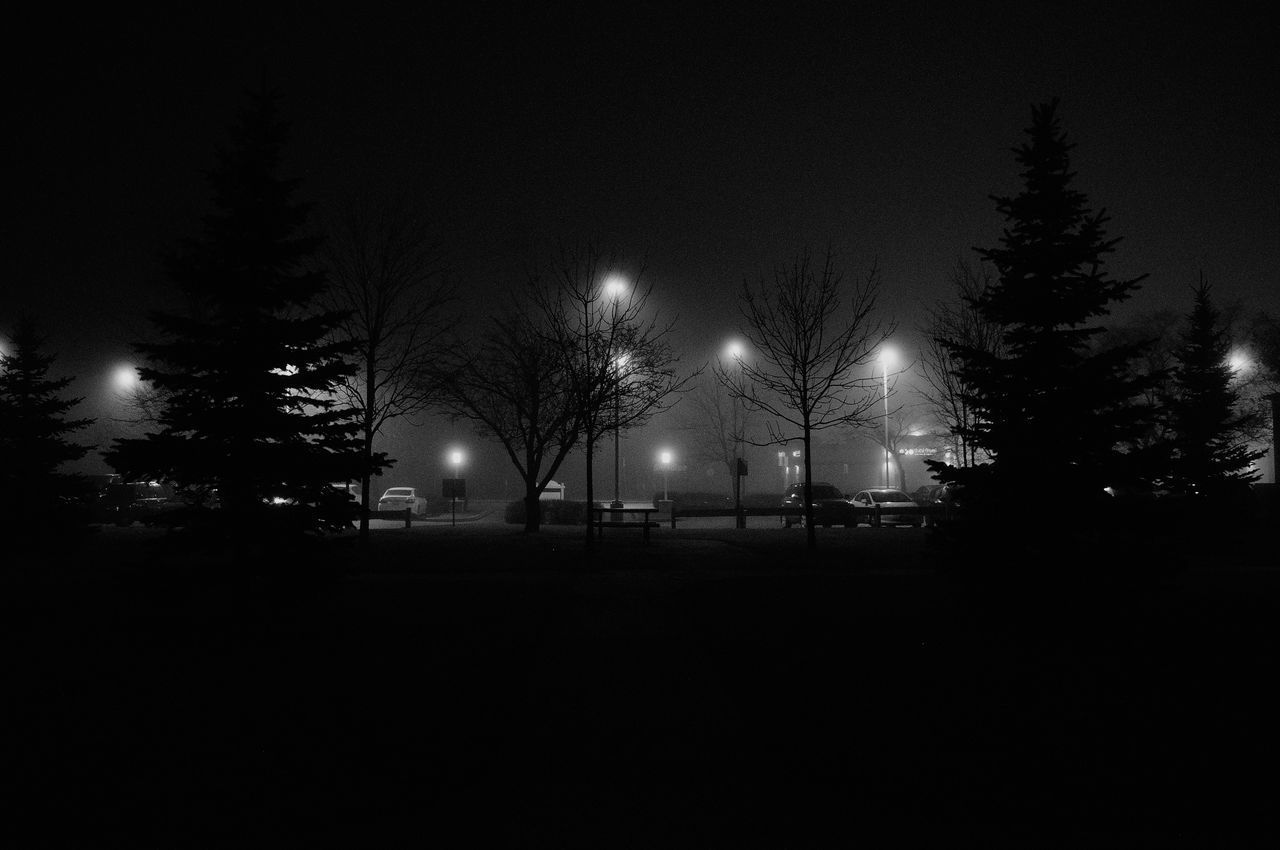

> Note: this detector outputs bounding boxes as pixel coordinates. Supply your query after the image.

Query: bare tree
[436,304,580,532]
[321,191,453,544]
[851,405,917,491]
[532,243,693,545]
[916,259,1003,466]
[606,318,693,468]
[116,380,170,426]
[717,248,891,549]
[678,370,754,488]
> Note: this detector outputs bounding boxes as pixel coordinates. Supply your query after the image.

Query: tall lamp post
[880,347,895,488]
[659,450,672,501]
[604,278,628,512]
[726,340,746,528]
[611,353,629,509]
[449,448,463,527]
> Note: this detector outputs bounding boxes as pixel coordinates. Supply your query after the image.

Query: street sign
[736,458,748,476]
[442,478,466,498]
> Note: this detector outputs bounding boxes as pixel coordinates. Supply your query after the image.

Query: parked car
[935,482,966,510]
[95,481,181,526]
[911,482,959,526]
[911,484,943,505]
[331,482,360,499]
[378,487,427,515]
[849,488,921,527]
[781,482,855,528]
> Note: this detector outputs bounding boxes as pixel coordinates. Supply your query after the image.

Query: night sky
[8,3,1278,492]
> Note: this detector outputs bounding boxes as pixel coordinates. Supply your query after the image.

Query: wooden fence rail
[366,508,412,528]
[665,503,952,529]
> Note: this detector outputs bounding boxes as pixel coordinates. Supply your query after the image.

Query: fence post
[874,505,882,528]
[403,508,411,528]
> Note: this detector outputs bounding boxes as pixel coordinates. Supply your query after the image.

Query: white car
[850,489,922,527]
[378,487,427,515]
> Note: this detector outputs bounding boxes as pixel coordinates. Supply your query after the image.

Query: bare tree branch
[916,259,1003,466]
[677,371,755,483]
[435,299,581,532]
[715,247,891,548]
[320,190,455,544]
[529,242,697,541]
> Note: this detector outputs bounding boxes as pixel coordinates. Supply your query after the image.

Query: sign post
[735,457,748,528]
[442,478,466,526]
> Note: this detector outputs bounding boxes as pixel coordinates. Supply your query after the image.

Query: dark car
[935,482,966,508]
[95,481,180,526]
[781,482,855,528]
[911,484,943,505]
[916,482,967,526]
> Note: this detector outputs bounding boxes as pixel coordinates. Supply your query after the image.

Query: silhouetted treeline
[924,100,1272,536]
[5,92,1275,555]
[104,89,383,545]
[0,319,94,537]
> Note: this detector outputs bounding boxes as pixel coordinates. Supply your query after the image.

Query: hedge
[504,499,590,525]
[648,491,781,509]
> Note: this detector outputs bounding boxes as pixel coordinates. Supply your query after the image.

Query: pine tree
[1164,279,1264,494]
[104,90,379,536]
[930,100,1153,504]
[0,320,94,532]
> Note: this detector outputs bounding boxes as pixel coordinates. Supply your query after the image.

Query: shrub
[652,491,780,508]
[650,491,732,509]
[504,499,590,525]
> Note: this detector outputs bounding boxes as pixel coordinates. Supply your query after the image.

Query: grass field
[8,523,1278,845]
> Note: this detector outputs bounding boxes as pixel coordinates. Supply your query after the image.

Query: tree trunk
[359,351,377,548]
[802,424,815,550]
[524,486,542,533]
[584,427,595,547]
[359,429,373,547]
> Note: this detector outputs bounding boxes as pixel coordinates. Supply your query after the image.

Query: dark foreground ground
[8,522,1279,847]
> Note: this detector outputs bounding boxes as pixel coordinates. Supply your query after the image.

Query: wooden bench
[591,506,660,542]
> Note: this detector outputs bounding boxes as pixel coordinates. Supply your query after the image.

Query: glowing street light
[879,346,896,488]
[659,449,673,501]
[112,364,140,394]
[1228,349,1252,376]
[604,274,628,300]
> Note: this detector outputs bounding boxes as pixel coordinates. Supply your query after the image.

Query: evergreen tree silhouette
[104,89,379,537]
[0,320,94,533]
[1164,279,1264,494]
[928,100,1153,506]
